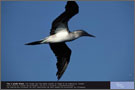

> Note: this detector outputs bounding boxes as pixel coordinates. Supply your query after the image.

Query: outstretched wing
[50,1,79,35]
[49,43,71,80]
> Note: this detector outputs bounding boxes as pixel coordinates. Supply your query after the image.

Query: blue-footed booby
[25,1,95,80]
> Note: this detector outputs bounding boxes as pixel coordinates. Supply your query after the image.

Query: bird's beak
[85,33,95,38]
[87,33,96,37]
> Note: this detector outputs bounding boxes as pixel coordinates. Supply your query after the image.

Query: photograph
[1,1,134,89]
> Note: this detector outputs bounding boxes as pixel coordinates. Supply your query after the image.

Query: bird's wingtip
[56,75,60,81]
[57,78,60,81]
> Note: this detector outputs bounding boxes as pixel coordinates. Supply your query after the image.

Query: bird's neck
[70,31,82,39]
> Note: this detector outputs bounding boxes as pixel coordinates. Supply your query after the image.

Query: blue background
[1,1,134,81]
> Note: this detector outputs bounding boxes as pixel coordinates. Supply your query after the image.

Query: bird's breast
[46,30,72,43]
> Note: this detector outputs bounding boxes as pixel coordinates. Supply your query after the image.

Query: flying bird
[25,1,95,80]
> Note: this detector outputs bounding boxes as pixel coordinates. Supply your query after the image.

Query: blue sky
[1,1,134,81]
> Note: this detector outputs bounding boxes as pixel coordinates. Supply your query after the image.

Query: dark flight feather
[49,43,71,80]
[50,1,79,35]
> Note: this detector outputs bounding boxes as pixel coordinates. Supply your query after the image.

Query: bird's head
[73,30,95,38]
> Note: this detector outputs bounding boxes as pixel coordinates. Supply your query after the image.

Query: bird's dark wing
[50,1,79,35]
[49,43,71,80]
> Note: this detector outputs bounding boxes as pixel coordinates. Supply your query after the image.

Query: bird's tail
[25,40,44,45]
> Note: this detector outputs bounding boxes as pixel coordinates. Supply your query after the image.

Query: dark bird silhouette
[25,1,95,80]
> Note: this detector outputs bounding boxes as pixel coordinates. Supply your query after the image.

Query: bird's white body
[41,29,76,43]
